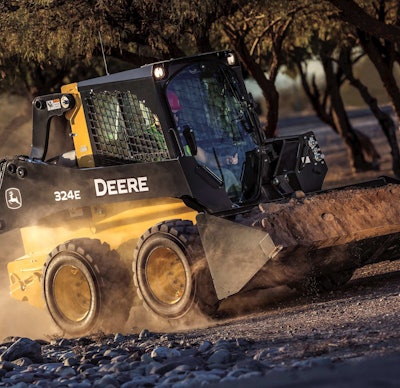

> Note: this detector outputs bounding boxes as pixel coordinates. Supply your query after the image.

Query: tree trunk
[359,32,400,131]
[223,30,279,138]
[327,0,400,43]
[339,49,399,176]
[298,55,377,172]
[323,55,375,172]
[296,61,335,128]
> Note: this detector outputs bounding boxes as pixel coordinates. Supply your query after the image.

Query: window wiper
[221,67,256,134]
[212,147,225,186]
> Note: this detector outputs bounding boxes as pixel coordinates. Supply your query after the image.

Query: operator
[167,90,241,196]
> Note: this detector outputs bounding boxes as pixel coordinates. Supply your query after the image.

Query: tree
[277,0,400,175]
[325,0,400,175]
[293,40,380,173]
[326,2,400,121]
[0,1,171,95]
[337,45,400,176]
[218,1,315,137]
[0,0,243,97]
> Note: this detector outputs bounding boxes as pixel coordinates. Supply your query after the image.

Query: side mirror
[183,125,198,156]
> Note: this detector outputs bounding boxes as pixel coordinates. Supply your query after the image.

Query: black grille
[85,91,169,165]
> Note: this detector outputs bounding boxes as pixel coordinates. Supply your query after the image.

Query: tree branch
[327,0,400,42]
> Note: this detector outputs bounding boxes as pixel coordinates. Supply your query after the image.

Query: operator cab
[166,58,260,203]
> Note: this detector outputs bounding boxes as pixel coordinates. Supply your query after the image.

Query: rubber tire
[133,220,219,319]
[43,238,133,336]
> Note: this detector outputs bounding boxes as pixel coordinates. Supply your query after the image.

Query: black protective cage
[84,90,170,166]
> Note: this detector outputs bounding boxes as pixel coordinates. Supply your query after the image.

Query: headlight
[153,65,166,80]
[226,53,236,66]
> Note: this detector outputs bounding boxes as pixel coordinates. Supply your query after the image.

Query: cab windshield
[167,61,258,202]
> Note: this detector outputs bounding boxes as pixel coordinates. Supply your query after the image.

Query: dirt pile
[230,182,400,294]
[256,183,400,247]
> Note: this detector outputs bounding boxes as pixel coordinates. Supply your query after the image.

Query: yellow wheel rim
[146,247,186,305]
[53,265,91,322]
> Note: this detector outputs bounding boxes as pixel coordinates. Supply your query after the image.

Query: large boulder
[0,337,43,363]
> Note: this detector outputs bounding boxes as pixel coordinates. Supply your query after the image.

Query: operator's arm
[196,147,238,167]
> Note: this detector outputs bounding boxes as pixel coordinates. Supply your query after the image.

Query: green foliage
[0,0,244,95]
[0,0,399,110]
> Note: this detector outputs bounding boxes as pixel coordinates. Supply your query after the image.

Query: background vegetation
[1,0,400,174]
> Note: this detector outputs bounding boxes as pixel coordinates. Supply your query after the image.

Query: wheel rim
[146,247,186,305]
[53,265,92,322]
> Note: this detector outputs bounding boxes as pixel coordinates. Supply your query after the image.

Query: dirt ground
[183,259,400,387]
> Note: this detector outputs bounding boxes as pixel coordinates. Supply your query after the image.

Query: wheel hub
[146,247,186,305]
[53,265,91,322]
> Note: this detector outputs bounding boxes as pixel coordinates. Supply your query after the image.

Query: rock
[179,371,222,387]
[292,356,333,369]
[103,349,122,358]
[0,368,6,378]
[198,340,213,353]
[0,338,43,363]
[55,365,76,378]
[58,338,73,347]
[140,352,153,363]
[114,333,125,343]
[160,333,176,341]
[59,349,75,358]
[63,356,79,367]
[234,358,269,372]
[76,337,94,346]
[0,360,16,371]
[173,363,196,373]
[151,346,181,361]
[7,383,29,388]
[149,360,181,376]
[93,374,120,387]
[139,329,150,339]
[238,371,262,380]
[253,348,270,361]
[11,357,33,367]
[214,339,234,349]
[120,374,159,387]
[207,349,231,365]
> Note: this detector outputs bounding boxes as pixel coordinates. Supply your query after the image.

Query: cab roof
[77,51,233,89]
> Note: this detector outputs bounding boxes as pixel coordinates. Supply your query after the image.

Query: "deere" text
[94,177,149,197]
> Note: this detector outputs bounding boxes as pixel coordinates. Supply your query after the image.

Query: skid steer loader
[2,51,400,336]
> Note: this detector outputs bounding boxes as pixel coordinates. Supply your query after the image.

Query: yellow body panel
[8,252,47,309]
[8,197,198,308]
[61,83,95,168]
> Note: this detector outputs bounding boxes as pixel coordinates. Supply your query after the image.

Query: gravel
[0,333,287,387]
[1,260,400,387]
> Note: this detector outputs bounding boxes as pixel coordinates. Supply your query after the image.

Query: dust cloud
[126,304,215,334]
[0,230,59,341]
[0,281,58,340]
[217,286,297,317]
[125,285,298,335]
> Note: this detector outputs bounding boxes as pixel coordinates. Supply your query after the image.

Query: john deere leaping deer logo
[5,188,22,209]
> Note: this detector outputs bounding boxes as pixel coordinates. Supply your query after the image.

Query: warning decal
[46,99,61,111]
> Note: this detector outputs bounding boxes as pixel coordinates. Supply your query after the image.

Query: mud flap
[196,213,281,300]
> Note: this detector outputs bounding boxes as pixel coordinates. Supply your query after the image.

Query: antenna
[98,31,110,76]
